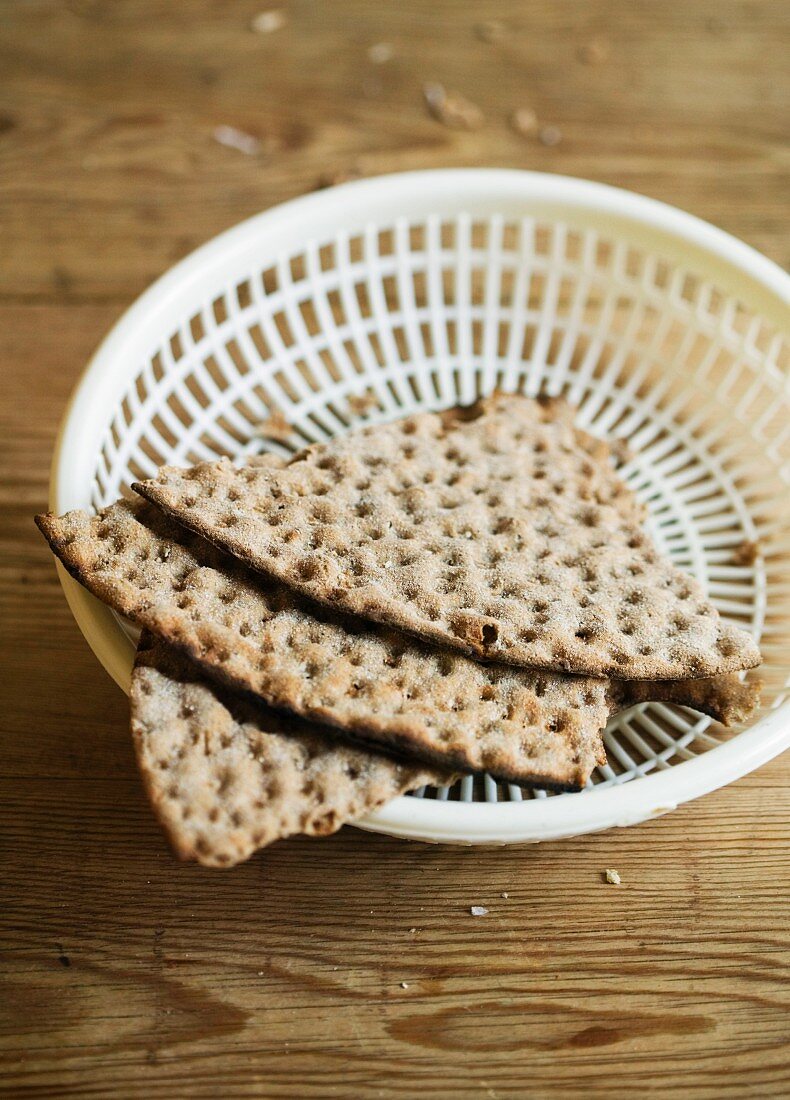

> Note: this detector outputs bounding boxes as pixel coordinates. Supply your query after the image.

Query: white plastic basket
[51,169,790,845]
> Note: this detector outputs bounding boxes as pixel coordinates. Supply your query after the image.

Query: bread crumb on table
[423,83,484,130]
[250,9,286,34]
[509,107,538,137]
[212,126,261,156]
[577,37,610,65]
[538,125,563,147]
[475,20,507,43]
[367,42,393,63]
[604,868,621,885]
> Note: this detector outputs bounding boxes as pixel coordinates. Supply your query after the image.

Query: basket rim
[360,697,790,842]
[48,168,790,842]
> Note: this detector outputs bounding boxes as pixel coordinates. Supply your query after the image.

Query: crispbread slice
[615,673,762,727]
[36,500,610,790]
[132,636,757,869]
[134,394,759,680]
[132,634,448,866]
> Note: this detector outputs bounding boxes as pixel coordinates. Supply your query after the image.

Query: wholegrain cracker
[134,394,760,680]
[614,672,761,727]
[37,499,610,789]
[132,634,446,866]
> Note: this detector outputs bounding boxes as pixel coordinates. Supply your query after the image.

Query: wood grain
[0,2,788,1097]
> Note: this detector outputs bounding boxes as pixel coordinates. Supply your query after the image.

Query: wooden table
[1,2,788,1095]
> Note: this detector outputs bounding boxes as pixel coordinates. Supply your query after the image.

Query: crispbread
[132,634,448,866]
[134,394,760,679]
[36,500,610,790]
[616,673,762,727]
[134,629,755,867]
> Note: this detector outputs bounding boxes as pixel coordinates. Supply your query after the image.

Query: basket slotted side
[81,209,788,811]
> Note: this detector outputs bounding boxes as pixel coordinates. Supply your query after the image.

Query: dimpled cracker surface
[135,394,760,680]
[132,635,446,867]
[36,500,610,789]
